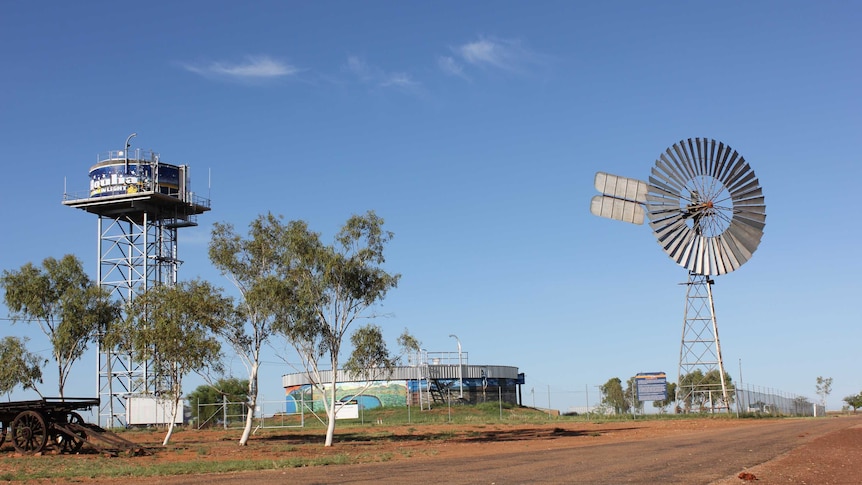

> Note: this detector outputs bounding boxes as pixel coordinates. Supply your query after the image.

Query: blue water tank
[88,160,181,198]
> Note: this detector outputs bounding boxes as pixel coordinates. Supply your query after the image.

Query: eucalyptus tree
[187,377,249,427]
[816,376,833,410]
[0,336,46,399]
[274,211,401,447]
[600,377,628,415]
[652,381,678,413]
[209,213,300,446]
[624,376,644,415]
[338,326,420,406]
[343,325,397,380]
[1,255,118,398]
[121,279,232,445]
[843,393,862,414]
[679,370,734,412]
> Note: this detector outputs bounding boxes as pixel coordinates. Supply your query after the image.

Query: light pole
[123,133,137,174]
[449,334,463,399]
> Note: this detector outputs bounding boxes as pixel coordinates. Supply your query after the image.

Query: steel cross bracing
[96,214,181,427]
[676,272,730,412]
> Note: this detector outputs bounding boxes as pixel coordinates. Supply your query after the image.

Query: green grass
[0,454,353,481]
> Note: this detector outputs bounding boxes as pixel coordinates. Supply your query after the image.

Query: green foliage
[344,324,396,380]
[0,454,353,481]
[815,376,833,408]
[121,279,231,393]
[209,213,300,445]
[653,381,677,412]
[397,329,422,358]
[187,377,250,424]
[623,377,644,414]
[474,401,515,412]
[0,336,46,397]
[678,370,735,412]
[0,254,119,397]
[120,279,232,444]
[600,377,629,415]
[270,211,401,447]
[842,392,862,413]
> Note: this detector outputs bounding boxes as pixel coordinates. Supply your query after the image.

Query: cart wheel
[11,411,48,454]
[56,412,86,453]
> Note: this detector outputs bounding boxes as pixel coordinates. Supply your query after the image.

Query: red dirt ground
[2,416,859,483]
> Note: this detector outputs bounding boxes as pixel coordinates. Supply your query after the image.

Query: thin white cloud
[345,55,419,90]
[449,36,542,74]
[380,72,417,88]
[181,55,300,80]
[437,55,469,80]
[345,56,373,81]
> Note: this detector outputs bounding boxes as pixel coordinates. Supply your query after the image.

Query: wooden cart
[0,397,100,454]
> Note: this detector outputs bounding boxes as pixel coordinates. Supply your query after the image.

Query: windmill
[591,138,766,412]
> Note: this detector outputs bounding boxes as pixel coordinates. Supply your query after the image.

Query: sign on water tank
[635,372,667,401]
[88,161,182,198]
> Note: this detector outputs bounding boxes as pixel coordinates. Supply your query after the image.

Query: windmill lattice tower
[64,134,210,426]
[591,138,766,412]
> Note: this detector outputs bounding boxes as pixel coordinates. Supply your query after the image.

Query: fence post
[223,395,228,430]
[447,388,451,423]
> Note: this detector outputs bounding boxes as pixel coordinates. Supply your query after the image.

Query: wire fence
[195,388,524,430]
[532,383,824,417]
[195,398,390,431]
[195,399,308,431]
[192,383,824,431]
[735,384,824,417]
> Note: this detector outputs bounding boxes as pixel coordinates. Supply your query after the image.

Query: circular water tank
[88,160,181,198]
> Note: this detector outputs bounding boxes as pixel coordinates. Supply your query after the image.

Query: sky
[1,1,860,414]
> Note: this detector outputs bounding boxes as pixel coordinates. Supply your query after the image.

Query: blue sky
[1,1,860,413]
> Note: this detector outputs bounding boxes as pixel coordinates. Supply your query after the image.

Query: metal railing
[406,350,469,367]
[97,148,160,164]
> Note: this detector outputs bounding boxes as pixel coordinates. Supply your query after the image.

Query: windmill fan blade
[645,138,766,276]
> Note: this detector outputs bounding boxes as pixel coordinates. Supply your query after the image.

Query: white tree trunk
[323,359,338,446]
[239,362,259,446]
[324,374,337,447]
[162,395,180,446]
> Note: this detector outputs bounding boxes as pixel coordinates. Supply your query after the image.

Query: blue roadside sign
[635,372,667,401]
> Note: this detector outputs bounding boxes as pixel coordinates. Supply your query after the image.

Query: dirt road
[128,415,860,484]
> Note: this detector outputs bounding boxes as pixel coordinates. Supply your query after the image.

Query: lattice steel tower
[678,273,728,412]
[63,134,210,426]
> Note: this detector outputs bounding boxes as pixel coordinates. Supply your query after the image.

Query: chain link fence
[192,383,824,430]
[734,384,824,417]
[537,383,824,417]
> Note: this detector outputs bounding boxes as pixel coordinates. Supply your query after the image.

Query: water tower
[63,134,210,426]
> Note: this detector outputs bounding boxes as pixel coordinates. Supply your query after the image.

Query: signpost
[635,372,667,402]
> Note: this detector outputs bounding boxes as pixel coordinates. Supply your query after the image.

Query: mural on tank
[285,381,408,413]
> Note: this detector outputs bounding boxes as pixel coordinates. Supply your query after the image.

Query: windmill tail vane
[590,172,648,225]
